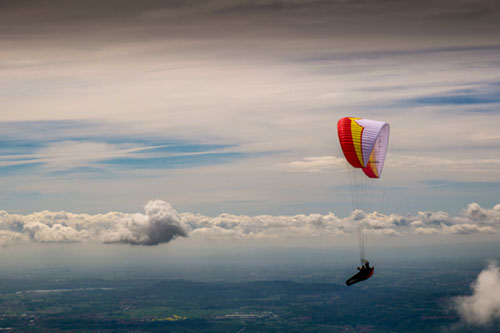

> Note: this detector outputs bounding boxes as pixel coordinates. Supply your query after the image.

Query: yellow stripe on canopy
[350,117,364,167]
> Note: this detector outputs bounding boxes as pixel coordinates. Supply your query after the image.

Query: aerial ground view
[1,1,500,332]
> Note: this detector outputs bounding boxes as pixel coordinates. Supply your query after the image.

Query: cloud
[413,227,440,235]
[183,203,500,240]
[183,211,350,240]
[409,204,500,234]
[36,141,127,170]
[278,156,346,173]
[182,203,500,240]
[23,221,90,243]
[463,202,500,224]
[0,137,240,174]
[0,230,28,246]
[414,210,452,226]
[0,201,498,247]
[441,223,496,235]
[3,0,500,41]
[0,200,188,247]
[102,200,188,246]
[453,261,500,326]
[286,155,500,178]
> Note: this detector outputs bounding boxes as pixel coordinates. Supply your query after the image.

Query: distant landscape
[0,252,494,332]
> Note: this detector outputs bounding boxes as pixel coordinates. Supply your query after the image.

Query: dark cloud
[102,200,188,246]
[1,0,499,43]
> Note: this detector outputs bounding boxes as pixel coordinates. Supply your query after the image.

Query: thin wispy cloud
[278,156,346,173]
[282,154,500,181]
[0,0,499,215]
[405,81,500,106]
[0,122,248,175]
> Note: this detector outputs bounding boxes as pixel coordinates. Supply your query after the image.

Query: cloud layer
[0,201,498,247]
[453,261,500,326]
[0,200,188,247]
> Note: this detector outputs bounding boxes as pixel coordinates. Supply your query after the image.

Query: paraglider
[337,117,390,286]
[345,259,374,286]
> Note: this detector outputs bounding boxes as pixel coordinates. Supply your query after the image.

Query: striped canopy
[337,117,390,179]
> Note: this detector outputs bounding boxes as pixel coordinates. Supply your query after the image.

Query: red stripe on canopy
[337,117,363,168]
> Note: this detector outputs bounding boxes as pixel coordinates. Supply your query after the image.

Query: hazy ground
[0,243,498,332]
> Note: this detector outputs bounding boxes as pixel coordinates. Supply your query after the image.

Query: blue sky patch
[100,151,244,170]
[0,120,249,176]
[404,81,500,107]
[410,95,500,105]
[0,162,44,176]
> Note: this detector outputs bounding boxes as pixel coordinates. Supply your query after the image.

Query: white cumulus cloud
[453,261,500,326]
[0,201,498,247]
[0,200,187,247]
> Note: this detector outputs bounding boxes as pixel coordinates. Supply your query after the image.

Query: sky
[1,1,500,254]
[1,0,500,325]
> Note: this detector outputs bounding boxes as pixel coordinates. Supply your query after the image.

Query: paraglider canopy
[337,117,390,179]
